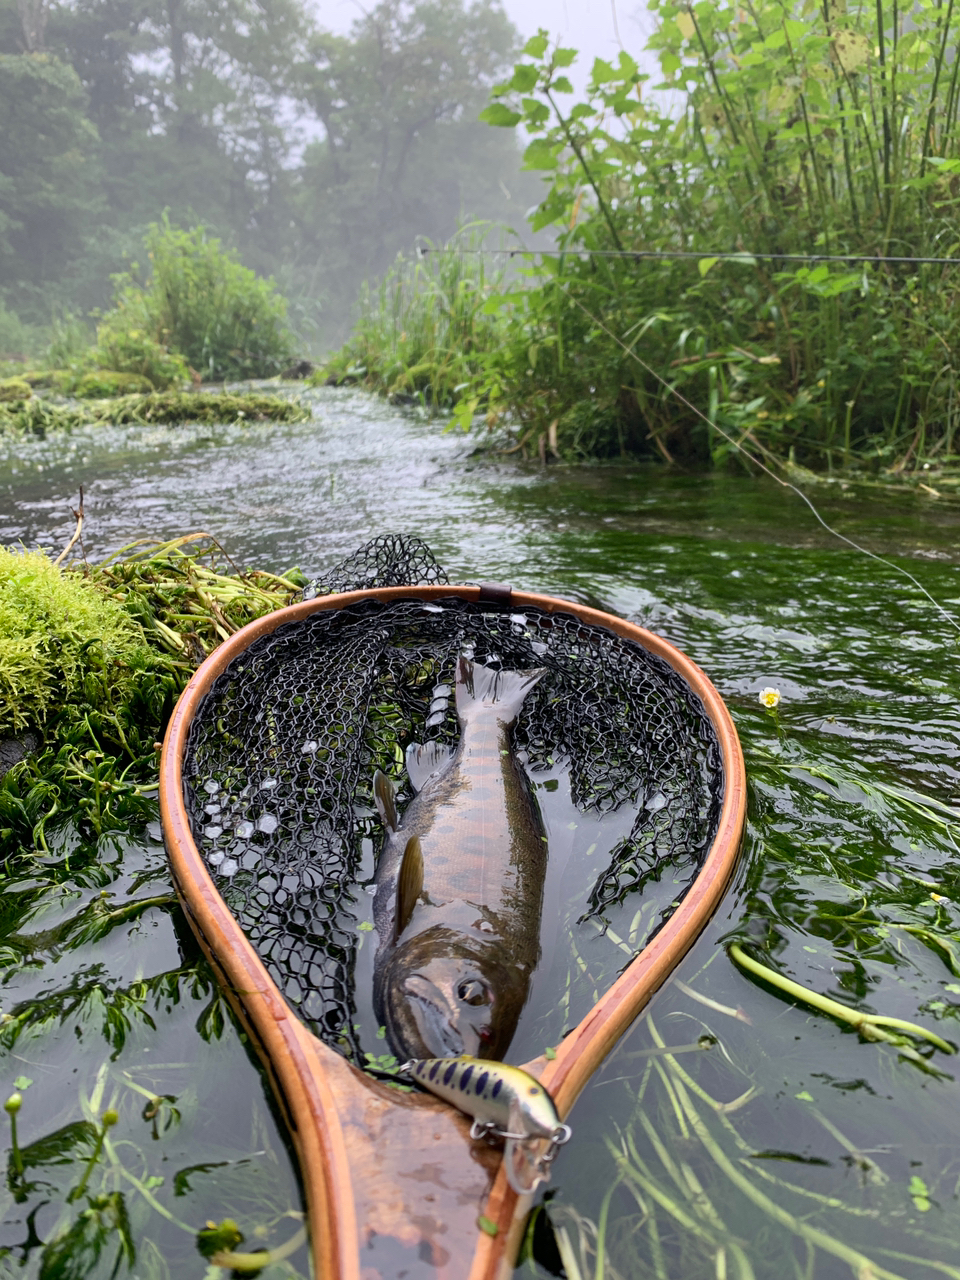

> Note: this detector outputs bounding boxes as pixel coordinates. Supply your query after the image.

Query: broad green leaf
[523,139,560,170]
[832,28,869,71]
[698,256,719,277]
[784,18,807,39]
[552,76,574,93]
[553,47,577,67]
[523,34,548,58]
[509,64,539,92]
[531,204,565,231]
[570,103,595,121]
[676,11,695,41]
[521,97,550,126]
[763,28,787,49]
[478,104,521,128]
[660,52,682,74]
[591,57,618,83]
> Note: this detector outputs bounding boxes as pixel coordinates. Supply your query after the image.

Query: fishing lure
[401,1055,571,1194]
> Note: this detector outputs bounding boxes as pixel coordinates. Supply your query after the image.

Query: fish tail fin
[455,657,545,724]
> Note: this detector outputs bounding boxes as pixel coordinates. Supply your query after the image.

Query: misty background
[0,0,654,357]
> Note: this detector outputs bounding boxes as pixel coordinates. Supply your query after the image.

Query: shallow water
[2,385,960,1279]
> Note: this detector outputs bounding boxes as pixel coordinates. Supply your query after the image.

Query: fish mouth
[376,927,531,1061]
[402,973,493,1057]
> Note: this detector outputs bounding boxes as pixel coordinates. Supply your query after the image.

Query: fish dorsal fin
[406,740,455,793]
[373,769,398,832]
[395,835,423,938]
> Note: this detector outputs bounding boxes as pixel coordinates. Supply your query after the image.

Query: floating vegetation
[0,535,303,862]
[0,391,309,437]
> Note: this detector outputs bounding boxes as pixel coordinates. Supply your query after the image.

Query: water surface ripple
[2,387,960,1279]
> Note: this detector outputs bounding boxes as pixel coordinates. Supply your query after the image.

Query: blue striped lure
[401,1056,571,1194]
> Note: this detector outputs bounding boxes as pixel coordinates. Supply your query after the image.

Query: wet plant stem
[211,1225,308,1272]
[4,1094,22,1176]
[728,942,954,1053]
[68,1109,118,1203]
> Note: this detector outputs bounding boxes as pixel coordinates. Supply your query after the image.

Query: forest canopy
[0,0,537,350]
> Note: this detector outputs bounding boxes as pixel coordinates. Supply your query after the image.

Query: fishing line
[560,290,960,635]
[417,245,960,267]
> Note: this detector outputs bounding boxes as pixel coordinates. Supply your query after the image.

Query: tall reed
[322,224,513,416]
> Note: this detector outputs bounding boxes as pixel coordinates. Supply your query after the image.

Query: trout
[372,657,547,1062]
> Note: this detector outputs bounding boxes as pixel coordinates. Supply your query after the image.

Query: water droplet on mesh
[429,697,447,715]
[257,813,279,835]
[645,791,667,812]
[208,849,225,866]
[204,803,221,816]
[432,684,452,699]
[204,824,223,839]
[260,778,278,791]
[235,821,255,839]
[422,602,444,613]
[220,858,239,876]
[203,780,220,795]
[510,614,528,626]
[531,641,548,656]
[301,740,319,754]
[425,712,445,728]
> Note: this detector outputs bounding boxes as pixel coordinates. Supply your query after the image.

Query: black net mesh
[181,536,724,1062]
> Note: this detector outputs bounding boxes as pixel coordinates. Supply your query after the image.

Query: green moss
[19,369,73,391]
[0,539,303,860]
[0,548,149,733]
[0,391,310,436]
[0,377,31,402]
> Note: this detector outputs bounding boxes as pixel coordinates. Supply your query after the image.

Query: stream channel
[2,384,960,1279]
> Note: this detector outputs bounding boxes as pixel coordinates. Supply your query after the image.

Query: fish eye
[528,1086,540,1095]
[457,979,490,1006]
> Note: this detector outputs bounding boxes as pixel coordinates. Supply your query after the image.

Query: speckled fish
[402,1055,571,1194]
[372,657,547,1062]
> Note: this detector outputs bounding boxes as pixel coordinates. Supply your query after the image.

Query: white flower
[758,687,781,708]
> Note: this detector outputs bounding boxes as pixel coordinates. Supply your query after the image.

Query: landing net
[181,536,724,1061]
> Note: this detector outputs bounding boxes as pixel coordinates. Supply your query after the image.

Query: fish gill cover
[180,535,724,1063]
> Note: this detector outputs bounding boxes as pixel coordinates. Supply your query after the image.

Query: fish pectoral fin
[373,769,399,832]
[406,740,455,792]
[395,835,424,938]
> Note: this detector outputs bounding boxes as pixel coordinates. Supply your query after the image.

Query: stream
[2,384,960,1279]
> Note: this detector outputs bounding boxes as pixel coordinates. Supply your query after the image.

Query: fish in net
[181,536,724,1064]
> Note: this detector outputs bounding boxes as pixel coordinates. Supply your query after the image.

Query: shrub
[321,224,514,412]
[101,219,296,382]
[73,371,154,397]
[92,317,189,390]
[463,8,960,467]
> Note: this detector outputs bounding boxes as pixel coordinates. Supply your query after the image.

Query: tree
[0,53,101,316]
[293,0,537,341]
